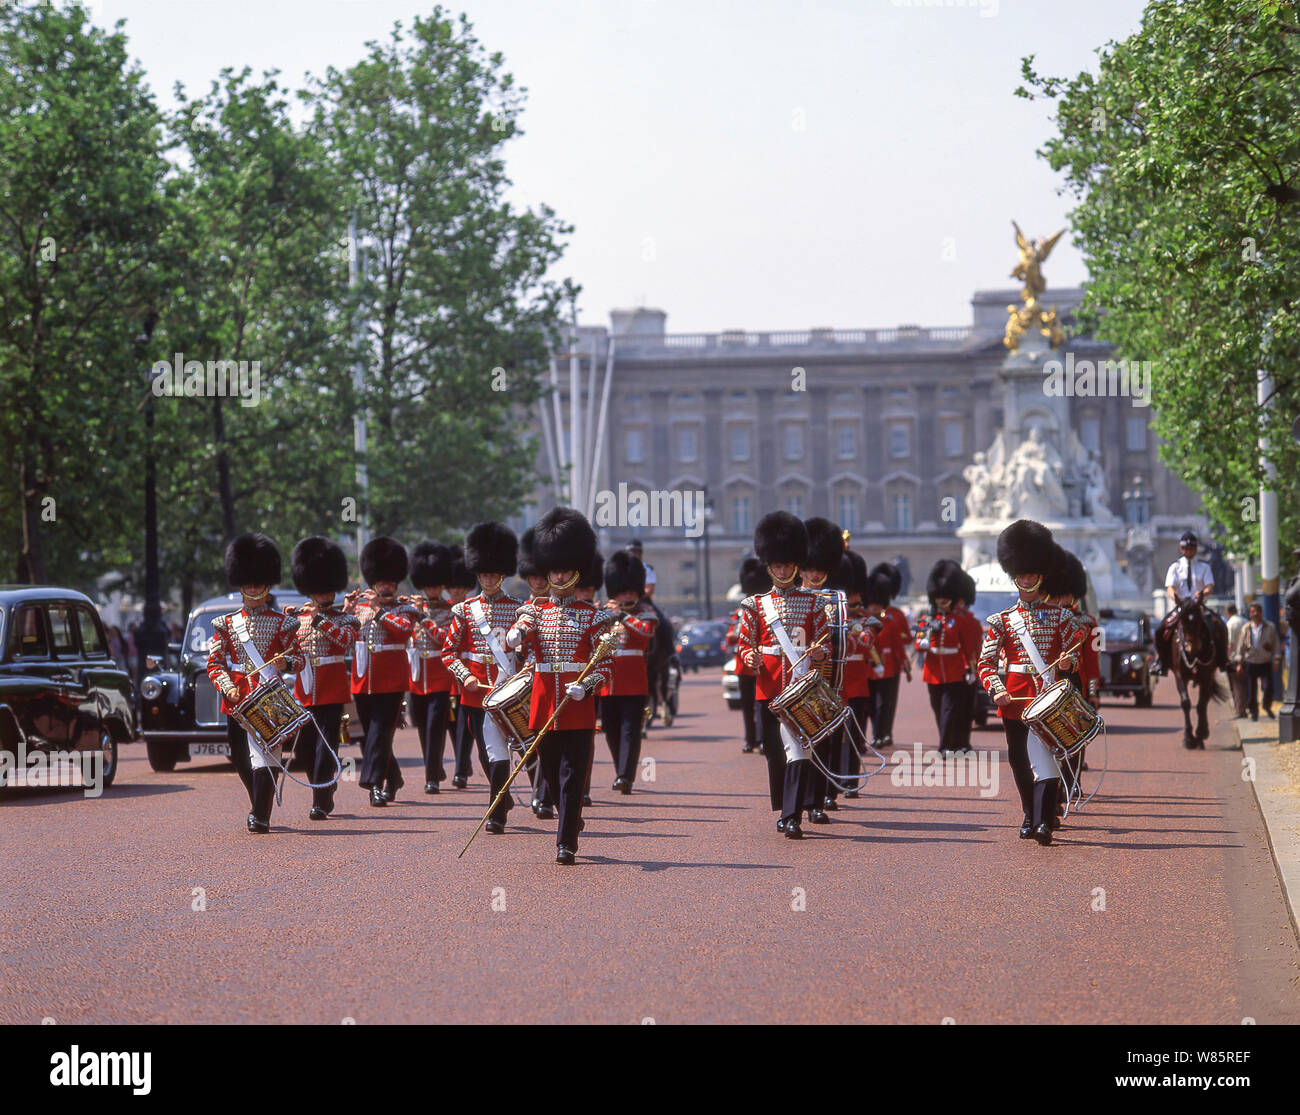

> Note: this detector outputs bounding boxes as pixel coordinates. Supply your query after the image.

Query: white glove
[505,627,523,649]
[565,682,586,701]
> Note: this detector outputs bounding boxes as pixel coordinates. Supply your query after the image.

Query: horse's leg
[1195,668,1213,744]
[1176,670,1196,748]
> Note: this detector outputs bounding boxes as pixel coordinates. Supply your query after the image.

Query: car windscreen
[1101,618,1142,645]
[184,610,229,658]
[970,591,1019,625]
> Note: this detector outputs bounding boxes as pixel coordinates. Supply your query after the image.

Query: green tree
[1019,0,1300,561]
[0,0,170,584]
[305,7,573,540]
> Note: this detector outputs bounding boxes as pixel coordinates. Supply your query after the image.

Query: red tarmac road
[2,674,1298,1024]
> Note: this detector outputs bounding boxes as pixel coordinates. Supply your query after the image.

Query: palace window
[1080,417,1101,453]
[889,423,910,459]
[677,427,697,462]
[784,424,804,460]
[891,492,912,532]
[837,424,855,459]
[1126,416,1147,451]
[732,497,751,535]
[730,425,751,461]
[786,493,803,519]
[943,420,962,457]
[625,428,645,463]
[838,494,857,531]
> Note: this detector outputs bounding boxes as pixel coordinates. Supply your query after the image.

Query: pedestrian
[598,551,658,795]
[107,625,126,671]
[1233,601,1282,721]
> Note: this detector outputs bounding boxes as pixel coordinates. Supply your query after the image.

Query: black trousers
[868,675,901,741]
[827,695,871,801]
[450,701,474,780]
[929,680,972,752]
[1247,661,1275,716]
[1003,718,1060,827]
[803,733,833,810]
[227,719,275,821]
[294,702,342,811]
[537,728,594,850]
[758,701,811,826]
[738,674,758,747]
[464,706,512,824]
[409,690,451,784]
[602,694,647,784]
[354,690,403,790]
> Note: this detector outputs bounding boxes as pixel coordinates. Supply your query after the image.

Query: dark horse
[1166,598,1227,748]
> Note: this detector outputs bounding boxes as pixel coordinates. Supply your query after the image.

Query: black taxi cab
[0,586,135,789]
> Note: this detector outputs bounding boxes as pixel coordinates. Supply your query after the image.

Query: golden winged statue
[1005,220,1067,352]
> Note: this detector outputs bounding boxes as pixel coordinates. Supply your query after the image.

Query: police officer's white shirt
[644,564,657,587]
[1165,556,1214,600]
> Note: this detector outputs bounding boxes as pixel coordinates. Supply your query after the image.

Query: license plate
[692,644,708,651]
[192,743,231,756]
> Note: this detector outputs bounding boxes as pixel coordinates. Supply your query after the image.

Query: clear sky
[85,0,1149,334]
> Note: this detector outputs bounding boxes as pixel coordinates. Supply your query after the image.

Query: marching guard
[728,557,771,754]
[288,536,360,820]
[206,533,307,833]
[517,526,555,817]
[598,550,658,795]
[441,521,522,834]
[867,562,912,747]
[977,520,1086,846]
[916,560,983,755]
[505,508,616,864]
[407,540,455,795]
[348,537,418,807]
[736,511,830,839]
[1043,547,1098,801]
[800,517,846,824]
[445,545,478,788]
[830,549,876,804]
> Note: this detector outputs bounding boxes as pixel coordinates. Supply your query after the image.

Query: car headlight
[1122,653,1143,673]
[141,677,164,702]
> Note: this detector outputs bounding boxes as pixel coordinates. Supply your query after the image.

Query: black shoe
[309,806,328,821]
[536,804,554,820]
[1019,816,1034,839]
[612,777,632,795]
[424,781,439,794]
[556,847,576,865]
[808,809,829,825]
[844,789,860,799]
[485,819,505,835]
[784,822,804,839]
[381,786,398,803]
[247,814,269,834]
[452,776,467,789]
[582,794,593,807]
[823,796,838,811]
[369,786,387,807]
[742,743,758,753]
[1033,823,1052,846]
[777,818,787,833]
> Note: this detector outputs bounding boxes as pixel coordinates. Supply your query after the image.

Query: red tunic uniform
[735,585,830,701]
[291,605,360,707]
[841,610,875,700]
[725,607,752,676]
[509,595,615,731]
[408,594,454,696]
[977,600,1086,720]
[206,604,307,714]
[348,591,418,696]
[440,589,522,709]
[1074,609,1100,701]
[871,607,909,680]
[915,609,984,685]
[598,601,658,697]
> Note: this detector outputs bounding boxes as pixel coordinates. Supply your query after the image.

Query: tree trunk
[212,396,237,541]
[18,454,46,584]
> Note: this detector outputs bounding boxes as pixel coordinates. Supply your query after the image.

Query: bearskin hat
[605,550,646,597]
[226,533,281,588]
[360,536,408,587]
[1042,546,1088,602]
[955,568,977,607]
[843,550,869,600]
[410,540,453,590]
[803,517,845,573]
[534,506,597,575]
[739,556,771,597]
[290,536,347,596]
[865,571,895,607]
[926,559,966,604]
[447,544,477,590]
[868,562,902,599]
[465,520,518,576]
[754,511,807,567]
[517,527,541,581]
[996,519,1056,578]
[579,550,604,592]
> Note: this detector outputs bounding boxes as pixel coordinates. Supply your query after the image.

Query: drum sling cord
[761,596,887,793]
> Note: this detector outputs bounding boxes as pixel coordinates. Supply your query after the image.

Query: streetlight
[136,313,171,710]
[702,490,714,619]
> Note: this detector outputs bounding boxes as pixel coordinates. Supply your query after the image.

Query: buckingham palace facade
[515,288,1206,615]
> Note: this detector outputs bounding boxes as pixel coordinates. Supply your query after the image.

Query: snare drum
[769,670,851,749]
[484,666,535,752]
[231,676,312,753]
[1023,679,1102,760]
